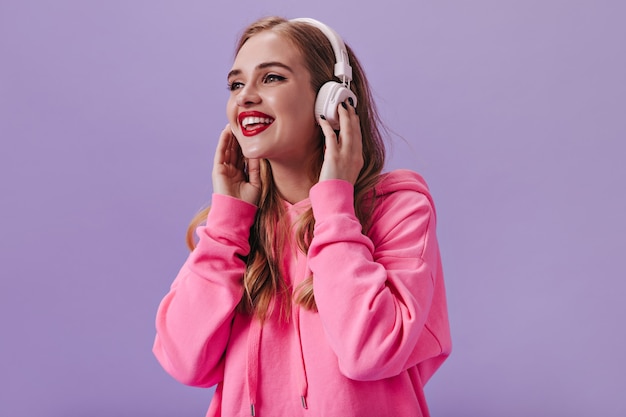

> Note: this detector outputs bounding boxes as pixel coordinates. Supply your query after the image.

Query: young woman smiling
[153,16,451,417]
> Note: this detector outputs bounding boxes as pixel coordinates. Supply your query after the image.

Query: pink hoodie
[153,169,451,416]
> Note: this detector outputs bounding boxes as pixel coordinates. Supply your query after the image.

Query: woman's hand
[318,100,364,185]
[212,125,261,205]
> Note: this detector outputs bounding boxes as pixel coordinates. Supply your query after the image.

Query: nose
[236,84,261,107]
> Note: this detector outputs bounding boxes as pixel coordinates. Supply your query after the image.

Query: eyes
[227,73,286,91]
[227,81,243,91]
[264,73,286,84]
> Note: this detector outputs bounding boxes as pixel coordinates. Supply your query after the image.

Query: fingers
[214,124,230,166]
[339,99,357,126]
[211,124,262,204]
[227,127,242,168]
[318,99,364,183]
[246,158,261,189]
[319,99,361,155]
[318,114,338,154]
[337,99,360,152]
[214,124,243,168]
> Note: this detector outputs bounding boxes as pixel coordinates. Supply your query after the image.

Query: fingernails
[341,102,347,109]
[320,114,326,120]
[348,97,354,107]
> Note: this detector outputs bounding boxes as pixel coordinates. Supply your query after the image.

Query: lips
[238,111,274,137]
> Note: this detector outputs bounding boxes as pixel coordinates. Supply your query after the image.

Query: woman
[153,16,451,417]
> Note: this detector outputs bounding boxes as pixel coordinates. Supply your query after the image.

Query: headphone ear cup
[315,81,358,130]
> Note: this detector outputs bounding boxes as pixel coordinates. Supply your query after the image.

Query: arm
[153,125,261,386]
[308,179,443,381]
[152,194,257,387]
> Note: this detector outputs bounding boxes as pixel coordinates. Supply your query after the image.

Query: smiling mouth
[239,114,275,137]
[241,116,274,130]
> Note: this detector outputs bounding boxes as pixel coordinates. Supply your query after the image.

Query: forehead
[231,30,304,70]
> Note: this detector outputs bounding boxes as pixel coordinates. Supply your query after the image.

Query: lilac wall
[1,1,624,416]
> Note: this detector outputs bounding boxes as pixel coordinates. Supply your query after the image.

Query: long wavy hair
[186,16,387,321]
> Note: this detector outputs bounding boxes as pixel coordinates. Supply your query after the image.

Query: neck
[268,160,317,204]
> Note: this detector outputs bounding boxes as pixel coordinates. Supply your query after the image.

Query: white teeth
[241,116,274,128]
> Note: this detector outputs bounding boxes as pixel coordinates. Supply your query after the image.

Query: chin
[239,147,266,160]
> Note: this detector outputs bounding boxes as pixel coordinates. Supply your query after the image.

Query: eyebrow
[227,61,294,79]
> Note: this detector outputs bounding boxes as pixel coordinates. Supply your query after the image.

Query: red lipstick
[238,111,274,137]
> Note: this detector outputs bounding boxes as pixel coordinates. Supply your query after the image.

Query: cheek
[226,99,240,134]
[302,90,318,123]
[276,92,315,124]
[226,97,237,122]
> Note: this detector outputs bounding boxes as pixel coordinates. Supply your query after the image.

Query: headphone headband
[289,17,353,85]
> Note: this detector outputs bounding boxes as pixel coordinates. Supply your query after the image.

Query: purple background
[1,1,625,416]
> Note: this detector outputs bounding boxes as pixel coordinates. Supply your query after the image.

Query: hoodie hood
[376,169,435,207]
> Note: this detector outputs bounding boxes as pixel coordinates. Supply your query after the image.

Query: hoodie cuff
[309,179,356,220]
[206,194,258,234]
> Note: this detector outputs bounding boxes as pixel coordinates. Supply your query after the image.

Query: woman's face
[226,30,319,167]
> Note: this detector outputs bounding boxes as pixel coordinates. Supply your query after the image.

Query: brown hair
[186,16,386,321]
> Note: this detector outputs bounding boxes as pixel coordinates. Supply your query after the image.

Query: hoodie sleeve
[152,194,256,387]
[308,171,449,382]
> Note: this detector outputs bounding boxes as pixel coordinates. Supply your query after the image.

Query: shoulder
[363,169,439,254]
[374,169,435,209]
[366,169,437,231]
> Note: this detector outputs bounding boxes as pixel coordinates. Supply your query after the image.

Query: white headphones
[290,18,357,130]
